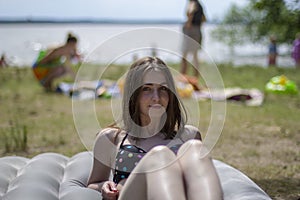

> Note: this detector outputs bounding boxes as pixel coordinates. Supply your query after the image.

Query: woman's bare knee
[136,145,177,171]
[177,139,208,159]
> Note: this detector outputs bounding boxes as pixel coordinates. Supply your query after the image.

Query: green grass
[0,63,299,199]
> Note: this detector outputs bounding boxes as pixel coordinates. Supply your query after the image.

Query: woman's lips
[149,104,162,108]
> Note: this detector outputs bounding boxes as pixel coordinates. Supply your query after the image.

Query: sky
[0,0,248,22]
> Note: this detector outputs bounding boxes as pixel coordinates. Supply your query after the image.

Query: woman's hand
[101,181,119,200]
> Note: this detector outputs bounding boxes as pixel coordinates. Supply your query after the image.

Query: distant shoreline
[0,18,186,25]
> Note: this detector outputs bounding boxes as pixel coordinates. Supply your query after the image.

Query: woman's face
[138,69,169,126]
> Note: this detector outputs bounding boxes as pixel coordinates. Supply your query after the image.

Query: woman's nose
[152,88,160,101]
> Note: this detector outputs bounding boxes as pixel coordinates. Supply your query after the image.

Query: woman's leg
[192,50,200,77]
[43,66,66,90]
[181,52,189,75]
[177,139,223,200]
[119,146,186,200]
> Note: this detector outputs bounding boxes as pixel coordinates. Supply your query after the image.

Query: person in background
[292,32,300,69]
[32,33,78,92]
[180,0,206,78]
[87,56,223,200]
[268,35,278,67]
[66,32,82,63]
[0,53,9,68]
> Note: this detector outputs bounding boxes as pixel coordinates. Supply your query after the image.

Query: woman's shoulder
[92,127,126,154]
[180,125,201,141]
[95,127,125,144]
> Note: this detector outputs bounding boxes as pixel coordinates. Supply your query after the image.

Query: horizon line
[0,17,219,24]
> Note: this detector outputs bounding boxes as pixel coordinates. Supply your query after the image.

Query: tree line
[212,0,300,50]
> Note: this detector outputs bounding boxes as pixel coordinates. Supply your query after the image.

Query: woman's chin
[148,106,166,118]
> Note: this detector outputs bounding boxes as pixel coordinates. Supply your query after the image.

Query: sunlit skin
[138,69,169,127]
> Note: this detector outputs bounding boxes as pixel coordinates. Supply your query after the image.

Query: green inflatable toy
[265,75,298,94]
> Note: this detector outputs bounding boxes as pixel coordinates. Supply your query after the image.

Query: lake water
[0,23,294,67]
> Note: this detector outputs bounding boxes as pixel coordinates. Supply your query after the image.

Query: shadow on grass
[254,178,300,200]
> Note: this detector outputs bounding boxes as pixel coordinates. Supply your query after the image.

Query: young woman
[32,33,78,91]
[87,56,223,200]
[180,0,206,78]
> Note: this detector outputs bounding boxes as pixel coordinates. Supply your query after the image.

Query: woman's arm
[87,157,112,191]
[180,125,202,142]
[87,128,119,191]
[37,47,62,65]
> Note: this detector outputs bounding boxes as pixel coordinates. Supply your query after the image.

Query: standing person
[180,0,206,78]
[0,53,9,68]
[32,33,78,92]
[268,35,278,67]
[87,56,223,200]
[292,32,300,68]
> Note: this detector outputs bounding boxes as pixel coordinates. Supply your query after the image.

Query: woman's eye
[142,87,152,91]
[160,86,168,91]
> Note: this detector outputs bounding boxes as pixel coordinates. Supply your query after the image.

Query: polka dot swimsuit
[113,134,147,184]
[113,134,182,184]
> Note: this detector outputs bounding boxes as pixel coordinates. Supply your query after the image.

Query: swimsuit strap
[179,136,184,143]
[119,133,129,148]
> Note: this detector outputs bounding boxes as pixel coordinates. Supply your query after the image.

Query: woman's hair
[66,33,78,44]
[121,56,187,139]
